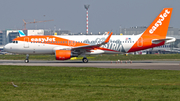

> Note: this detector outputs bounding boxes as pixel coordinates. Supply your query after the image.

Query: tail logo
[19,30,26,36]
[149,9,170,34]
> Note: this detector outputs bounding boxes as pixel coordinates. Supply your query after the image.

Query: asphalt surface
[0,60,180,70]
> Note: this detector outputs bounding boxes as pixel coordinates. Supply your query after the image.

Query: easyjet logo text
[149,9,170,34]
[31,37,56,42]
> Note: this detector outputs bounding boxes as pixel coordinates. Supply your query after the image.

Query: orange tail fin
[145,8,173,38]
[128,8,173,52]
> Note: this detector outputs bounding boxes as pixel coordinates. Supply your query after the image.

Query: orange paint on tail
[128,8,173,52]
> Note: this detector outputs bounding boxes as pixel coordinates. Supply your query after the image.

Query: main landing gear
[82,57,88,63]
[24,54,29,63]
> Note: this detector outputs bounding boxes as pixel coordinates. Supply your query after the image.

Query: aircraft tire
[82,58,88,63]
[24,59,29,63]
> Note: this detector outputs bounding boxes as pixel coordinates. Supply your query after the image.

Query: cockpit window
[12,41,18,43]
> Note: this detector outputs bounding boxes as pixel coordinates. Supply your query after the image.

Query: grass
[1,65,180,101]
[1,54,180,61]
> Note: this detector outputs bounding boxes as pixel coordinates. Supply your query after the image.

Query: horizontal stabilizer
[152,37,176,44]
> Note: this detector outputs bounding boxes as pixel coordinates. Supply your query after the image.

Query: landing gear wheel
[82,58,88,63]
[25,54,29,63]
[24,59,29,63]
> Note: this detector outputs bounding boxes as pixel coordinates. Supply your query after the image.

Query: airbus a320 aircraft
[4,8,175,63]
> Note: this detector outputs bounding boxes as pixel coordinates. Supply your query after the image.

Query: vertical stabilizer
[128,8,173,52]
[144,8,173,38]
[19,30,26,37]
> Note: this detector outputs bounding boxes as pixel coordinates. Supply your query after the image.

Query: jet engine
[55,50,78,60]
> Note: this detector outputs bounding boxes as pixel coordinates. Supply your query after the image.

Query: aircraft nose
[3,45,7,51]
[3,44,10,52]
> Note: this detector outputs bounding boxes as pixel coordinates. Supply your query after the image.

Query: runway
[0,60,180,70]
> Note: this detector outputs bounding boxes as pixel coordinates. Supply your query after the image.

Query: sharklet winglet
[102,32,113,44]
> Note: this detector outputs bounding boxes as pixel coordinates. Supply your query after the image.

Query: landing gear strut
[24,54,29,63]
[82,57,88,63]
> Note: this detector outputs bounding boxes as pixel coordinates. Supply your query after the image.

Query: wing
[72,32,113,50]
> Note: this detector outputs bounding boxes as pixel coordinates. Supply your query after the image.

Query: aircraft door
[137,37,143,47]
[24,37,29,48]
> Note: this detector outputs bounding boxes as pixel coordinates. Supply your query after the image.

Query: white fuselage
[4,34,141,55]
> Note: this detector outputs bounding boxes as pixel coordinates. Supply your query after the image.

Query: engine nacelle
[55,50,78,60]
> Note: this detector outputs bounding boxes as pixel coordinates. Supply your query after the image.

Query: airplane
[4,8,175,63]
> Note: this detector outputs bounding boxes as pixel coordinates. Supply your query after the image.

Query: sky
[0,0,180,33]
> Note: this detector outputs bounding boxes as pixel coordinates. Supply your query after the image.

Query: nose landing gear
[24,54,29,63]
